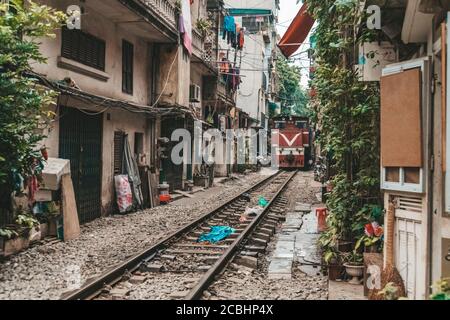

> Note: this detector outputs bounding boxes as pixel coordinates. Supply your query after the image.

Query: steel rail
[63,170,282,300]
[186,170,297,300]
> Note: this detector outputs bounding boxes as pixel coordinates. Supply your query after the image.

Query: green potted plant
[324,248,344,281]
[343,250,364,285]
[195,18,212,38]
[0,221,30,257]
[0,226,19,255]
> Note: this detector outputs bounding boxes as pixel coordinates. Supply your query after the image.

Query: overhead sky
[276,0,311,88]
[277,0,302,38]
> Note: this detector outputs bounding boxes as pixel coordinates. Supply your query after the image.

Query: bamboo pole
[442,23,447,172]
[385,201,396,268]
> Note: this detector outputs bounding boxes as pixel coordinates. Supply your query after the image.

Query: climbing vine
[305,0,382,253]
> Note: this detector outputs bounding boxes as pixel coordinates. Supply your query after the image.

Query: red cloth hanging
[277,3,315,58]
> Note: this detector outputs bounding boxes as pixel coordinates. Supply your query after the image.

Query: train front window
[296,121,307,129]
[275,121,286,129]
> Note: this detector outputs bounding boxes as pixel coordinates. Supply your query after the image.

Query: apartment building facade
[31,0,241,223]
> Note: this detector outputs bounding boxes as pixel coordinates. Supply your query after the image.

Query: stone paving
[268,202,323,279]
[204,171,328,300]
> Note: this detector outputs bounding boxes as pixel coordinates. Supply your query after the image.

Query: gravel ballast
[0,171,268,300]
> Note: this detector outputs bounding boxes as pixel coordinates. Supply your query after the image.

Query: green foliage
[195,18,212,36]
[342,250,363,265]
[275,56,309,117]
[15,211,39,228]
[0,1,65,212]
[306,0,381,252]
[378,282,403,300]
[431,278,450,300]
[0,227,18,239]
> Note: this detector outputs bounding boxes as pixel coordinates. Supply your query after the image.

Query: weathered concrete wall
[156,45,191,108]
[191,0,208,23]
[34,0,152,106]
[237,34,265,120]
[41,98,152,215]
[101,108,151,214]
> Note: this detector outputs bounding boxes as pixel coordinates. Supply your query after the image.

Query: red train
[270,115,313,170]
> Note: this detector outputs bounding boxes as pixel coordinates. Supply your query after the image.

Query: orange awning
[277,3,315,58]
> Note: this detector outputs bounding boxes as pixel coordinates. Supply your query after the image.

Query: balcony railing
[192,28,205,59]
[140,0,178,30]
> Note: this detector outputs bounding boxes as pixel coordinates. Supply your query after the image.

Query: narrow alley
[1,0,450,308]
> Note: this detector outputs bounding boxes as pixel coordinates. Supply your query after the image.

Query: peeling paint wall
[34,0,152,106]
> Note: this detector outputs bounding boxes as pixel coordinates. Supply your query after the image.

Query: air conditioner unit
[189,84,201,103]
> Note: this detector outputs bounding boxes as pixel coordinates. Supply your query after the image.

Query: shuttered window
[122,40,134,94]
[114,131,125,175]
[61,27,106,71]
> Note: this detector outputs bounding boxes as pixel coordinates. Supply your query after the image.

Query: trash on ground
[198,226,236,244]
[258,196,269,208]
[244,206,264,217]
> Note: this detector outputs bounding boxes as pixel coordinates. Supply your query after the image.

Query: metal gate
[59,106,102,223]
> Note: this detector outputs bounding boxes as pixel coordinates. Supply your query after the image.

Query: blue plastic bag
[258,196,269,208]
[198,226,236,244]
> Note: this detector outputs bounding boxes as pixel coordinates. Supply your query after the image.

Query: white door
[394,195,426,300]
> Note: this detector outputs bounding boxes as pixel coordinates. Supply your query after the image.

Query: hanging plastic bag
[114,175,133,213]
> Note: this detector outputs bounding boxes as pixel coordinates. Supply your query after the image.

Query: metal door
[161,117,184,191]
[59,106,102,223]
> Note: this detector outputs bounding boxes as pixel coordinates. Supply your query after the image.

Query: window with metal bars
[61,27,106,71]
[122,40,134,94]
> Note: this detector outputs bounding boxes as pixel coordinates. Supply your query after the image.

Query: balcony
[119,0,178,41]
[192,26,218,73]
[141,0,177,27]
[192,28,205,60]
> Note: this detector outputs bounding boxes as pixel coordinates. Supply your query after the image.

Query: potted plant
[0,224,27,257]
[355,221,384,253]
[195,18,212,38]
[324,248,344,281]
[343,251,364,285]
[0,211,40,256]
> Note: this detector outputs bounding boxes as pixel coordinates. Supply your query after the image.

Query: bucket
[315,207,328,233]
[158,183,171,203]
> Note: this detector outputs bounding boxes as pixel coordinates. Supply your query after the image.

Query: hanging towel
[180,0,192,55]
[238,28,245,49]
[223,15,235,32]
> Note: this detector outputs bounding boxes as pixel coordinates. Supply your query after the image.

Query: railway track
[63,170,297,300]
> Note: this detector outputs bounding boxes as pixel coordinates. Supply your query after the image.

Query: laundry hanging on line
[222,15,244,50]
